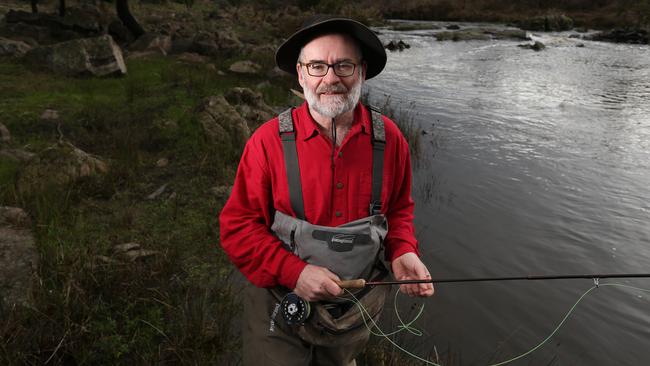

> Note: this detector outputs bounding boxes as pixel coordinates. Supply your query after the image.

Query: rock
[229,60,261,74]
[0,37,32,57]
[24,35,127,77]
[0,148,35,163]
[446,24,460,30]
[176,52,209,64]
[128,33,172,55]
[210,185,232,198]
[195,96,250,148]
[587,29,648,44]
[224,87,275,128]
[518,14,573,32]
[518,41,546,51]
[40,109,59,120]
[146,183,168,200]
[113,242,159,261]
[576,43,585,48]
[16,142,108,196]
[0,122,10,143]
[156,158,169,168]
[0,206,38,308]
[385,40,411,52]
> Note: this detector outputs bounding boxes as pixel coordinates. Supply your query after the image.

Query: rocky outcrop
[0,122,10,143]
[518,41,546,51]
[16,142,108,196]
[385,40,410,51]
[195,96,250,149]
[228,60,261,74]
[0,36,31,57]
[187,30,243,58]
[224,87,275,129]
[0,206,38,308]
[24,35,126,77]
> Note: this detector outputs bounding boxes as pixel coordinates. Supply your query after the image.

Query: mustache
[317,84,348,94]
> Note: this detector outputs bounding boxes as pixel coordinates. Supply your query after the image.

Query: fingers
[294,265,342,301]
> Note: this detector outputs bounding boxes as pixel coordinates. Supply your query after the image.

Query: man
[219,15,433,366]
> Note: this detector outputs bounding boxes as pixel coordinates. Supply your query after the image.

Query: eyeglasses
[299,61,358,77]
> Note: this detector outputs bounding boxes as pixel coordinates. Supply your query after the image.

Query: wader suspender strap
[368,105,385,216]
[279,108,306,220]
[278,106,385,219]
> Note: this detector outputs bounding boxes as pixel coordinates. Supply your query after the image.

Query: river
[365,21,650,365]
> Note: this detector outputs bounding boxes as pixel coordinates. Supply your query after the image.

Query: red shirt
[219,102,419,289]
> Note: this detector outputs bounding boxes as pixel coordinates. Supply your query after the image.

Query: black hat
[275,15,387,80]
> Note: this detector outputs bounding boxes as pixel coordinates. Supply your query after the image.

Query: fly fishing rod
[281,272,650,325]
[336,272,650,288]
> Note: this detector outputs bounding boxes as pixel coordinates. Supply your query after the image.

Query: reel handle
[336,279,366,289]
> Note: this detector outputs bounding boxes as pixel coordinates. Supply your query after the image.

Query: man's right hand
[293,264,343,301]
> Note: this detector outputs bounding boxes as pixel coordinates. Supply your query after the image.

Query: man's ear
[362,61,367,81]
[297,63,305,88]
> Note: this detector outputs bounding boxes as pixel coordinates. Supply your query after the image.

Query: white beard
[301,70,363,118]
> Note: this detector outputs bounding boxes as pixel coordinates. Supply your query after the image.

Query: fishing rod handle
[336,279,366,289]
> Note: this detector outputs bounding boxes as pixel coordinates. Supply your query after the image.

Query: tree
[116,0,145,38]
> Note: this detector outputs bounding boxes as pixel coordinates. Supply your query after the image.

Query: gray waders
[243,107,392,366]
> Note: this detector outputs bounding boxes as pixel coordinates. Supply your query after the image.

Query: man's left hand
[391,252,435,297]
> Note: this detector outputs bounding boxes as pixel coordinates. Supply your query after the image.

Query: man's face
[296,34,367,119]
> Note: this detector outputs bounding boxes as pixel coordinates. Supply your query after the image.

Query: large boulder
[229,60,261,74]
[224,87,275,129]
[16,142,108,196]
[0,36,32,57]
[195,96,250,149]
[24,34,126,77]
[0,206,38,308]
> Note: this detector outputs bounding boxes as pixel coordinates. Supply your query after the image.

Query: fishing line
[339,282,650,366]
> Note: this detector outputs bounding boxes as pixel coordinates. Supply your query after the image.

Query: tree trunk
[59,0,66,17]
[30,0,38,13]
[116,0,145,39]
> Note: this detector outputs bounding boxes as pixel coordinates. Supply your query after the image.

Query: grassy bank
[0,40,295,363]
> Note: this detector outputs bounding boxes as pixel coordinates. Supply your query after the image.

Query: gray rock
[0,36,32,57]
[40,109,59,120]
[229,60,261,74]
[225,87,275,128]
[0,122,10,143]
[16,142,108,196]
[128,33,172,55]
[518,41,546,51]
[24,35,127,77]
[0,206,38,308]
[211,185,232,198]
[0,148,36,163]
[195,96,250,148]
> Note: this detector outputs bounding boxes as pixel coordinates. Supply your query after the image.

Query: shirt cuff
[386,240,420,262]
[277,255,308,290]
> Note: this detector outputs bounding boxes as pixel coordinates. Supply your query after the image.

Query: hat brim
[275,18,386,80]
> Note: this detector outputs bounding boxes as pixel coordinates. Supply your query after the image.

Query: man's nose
[322,67,342,84]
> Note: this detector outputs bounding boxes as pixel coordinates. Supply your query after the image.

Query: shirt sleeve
[218,131,306,289]
[382,117,421,262]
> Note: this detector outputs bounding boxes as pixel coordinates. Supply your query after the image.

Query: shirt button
[336,182,344,189]
[338,151,343,158]
[335,211,342,217]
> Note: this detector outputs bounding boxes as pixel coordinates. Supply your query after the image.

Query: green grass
[0,44,291,363]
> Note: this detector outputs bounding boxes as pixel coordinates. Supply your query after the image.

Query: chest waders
[269,106,392,346]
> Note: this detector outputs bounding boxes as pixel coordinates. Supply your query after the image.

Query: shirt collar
[294,101,372,141]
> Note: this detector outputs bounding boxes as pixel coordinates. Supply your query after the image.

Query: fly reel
[280,292,310,325]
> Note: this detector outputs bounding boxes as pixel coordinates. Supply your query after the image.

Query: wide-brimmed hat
[275,15,386,80]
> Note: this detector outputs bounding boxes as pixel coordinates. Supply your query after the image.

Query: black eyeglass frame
[298,61,360,77]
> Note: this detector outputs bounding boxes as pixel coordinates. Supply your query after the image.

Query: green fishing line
[339,282,650,366]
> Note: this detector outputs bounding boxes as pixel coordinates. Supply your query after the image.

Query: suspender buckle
[369,202,382,216]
